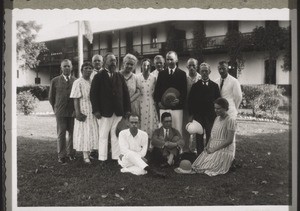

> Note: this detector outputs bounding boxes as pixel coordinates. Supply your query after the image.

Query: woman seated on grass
[70,62,98,164]
[175,97,236,176]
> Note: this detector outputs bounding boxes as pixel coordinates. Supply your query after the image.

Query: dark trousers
[195,116,214,155]
[56,116,75,159]
[149,147,180,165]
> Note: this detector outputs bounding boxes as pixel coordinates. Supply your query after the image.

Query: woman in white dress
[70,62,98,164]
[191,97,237,176]
[120,54,141,117]
[137,59,159,140]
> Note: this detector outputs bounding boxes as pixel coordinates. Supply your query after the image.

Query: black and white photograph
[3,7,298,211]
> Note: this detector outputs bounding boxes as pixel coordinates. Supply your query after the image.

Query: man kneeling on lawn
[151,112,184,167]
[118,114,166,178]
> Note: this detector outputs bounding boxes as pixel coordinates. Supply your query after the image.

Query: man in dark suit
[154,51,187,135]
[90,52,131,161]
[188,62,221,155]
[49,59,76,164]
[151,112,184,167]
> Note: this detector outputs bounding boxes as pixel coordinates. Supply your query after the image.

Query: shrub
[17,85,50,101]
[17,91,39,115]
[241,85,284,116]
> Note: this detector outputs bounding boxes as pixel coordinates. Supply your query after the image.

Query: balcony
[39,32,254,65]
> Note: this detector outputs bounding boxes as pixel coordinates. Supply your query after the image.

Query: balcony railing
[39,32,254,65]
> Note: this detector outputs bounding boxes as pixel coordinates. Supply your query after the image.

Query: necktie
[165,129,169,139]
[220,79,224,90]
[66,76,69,83]
[170,69,173,75]
[203,81,208,86]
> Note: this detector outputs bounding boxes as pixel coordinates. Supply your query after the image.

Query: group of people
[49,50,242,178]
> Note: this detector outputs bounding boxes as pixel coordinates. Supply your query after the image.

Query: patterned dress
[137,73,159,139]
[123,73,140,117]
[70,77,98,151]
[192,115,236,176]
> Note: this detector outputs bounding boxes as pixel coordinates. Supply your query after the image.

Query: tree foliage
[223,30,246,74]
[191,21,207,64]
[251,22,286,61]
[17,21,48,70]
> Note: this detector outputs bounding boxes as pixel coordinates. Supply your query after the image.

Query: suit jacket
[151,126,184,149]
[188,79,221,121]
[90,69,131,117]
[49,75,75,117]
[154,67,187,109]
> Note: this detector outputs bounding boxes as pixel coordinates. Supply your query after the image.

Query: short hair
[199,62,210,71]
[161,112,172,122]
[141,58,151,65]
[187,58,198,66]
[128,113,139,120]
[92,54,103,63]
[61,59,72,67]
[219,61,228,67]
[154,55,165,63]
[123,53,138,65]
[81,61,93,72]
[103,52,115,66]
[166,51,178,62]
[214,97,229,111]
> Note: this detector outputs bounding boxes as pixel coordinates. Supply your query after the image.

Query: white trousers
[118,151,148,175]
[160,109,183,134]
[97,114,122,161]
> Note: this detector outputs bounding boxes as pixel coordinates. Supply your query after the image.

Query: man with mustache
[90,52,131,162]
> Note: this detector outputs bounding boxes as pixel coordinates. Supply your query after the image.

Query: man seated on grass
[118,114,166,178]
[151,112,184,167]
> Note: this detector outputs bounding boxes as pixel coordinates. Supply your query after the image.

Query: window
[150,28,157,48]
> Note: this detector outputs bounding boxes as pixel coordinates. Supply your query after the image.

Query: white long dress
[70,77,98,151]
[137,73,159,139]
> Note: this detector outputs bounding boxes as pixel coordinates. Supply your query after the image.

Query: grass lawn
[17,114,292,206]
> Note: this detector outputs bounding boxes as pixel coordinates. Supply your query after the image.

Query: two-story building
[17,20,291,87]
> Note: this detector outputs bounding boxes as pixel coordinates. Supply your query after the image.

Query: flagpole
[78,21,83,78]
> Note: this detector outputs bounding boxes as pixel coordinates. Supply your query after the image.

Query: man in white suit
[215,61,242,118]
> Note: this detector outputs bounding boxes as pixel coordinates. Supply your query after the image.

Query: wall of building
[239,21,265,33]
[205,21,227,37]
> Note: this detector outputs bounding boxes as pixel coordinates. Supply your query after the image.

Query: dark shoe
[160,162,171,168]
[145,166,167,178]
[58,157,67,165]
[68,155,76,161]
[89,151,98,160]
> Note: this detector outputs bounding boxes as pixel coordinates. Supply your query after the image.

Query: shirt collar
[62,74,70,81]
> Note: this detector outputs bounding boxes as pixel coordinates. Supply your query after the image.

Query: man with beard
[90,52,131,162]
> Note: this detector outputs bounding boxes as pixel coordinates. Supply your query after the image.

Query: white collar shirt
[215,74,243,118]
[62,74,70,82]
[118,129,149,157]
[168,67,176,75]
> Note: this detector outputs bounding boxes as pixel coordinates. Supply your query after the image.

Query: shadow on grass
[17,129,292,207]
